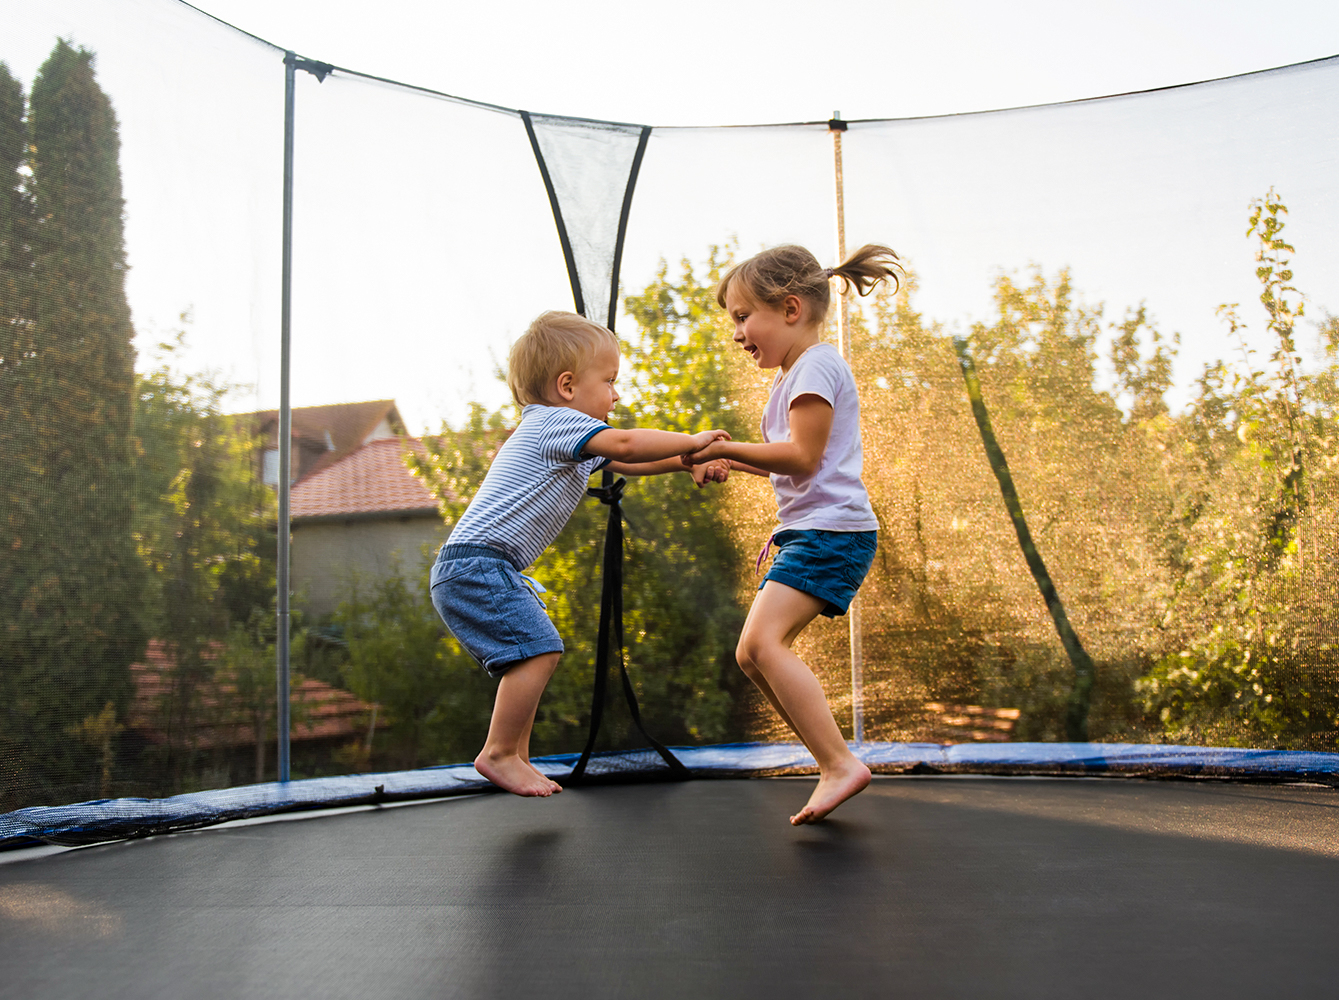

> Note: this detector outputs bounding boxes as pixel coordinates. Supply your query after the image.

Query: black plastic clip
[586,476,627,506]
[285,53,335,83]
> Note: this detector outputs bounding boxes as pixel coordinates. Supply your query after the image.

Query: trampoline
[5,4,1339,997]
[3,775,1338,998]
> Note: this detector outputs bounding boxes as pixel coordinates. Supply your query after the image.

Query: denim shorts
[430,544,563,677]
[761,529,878,617]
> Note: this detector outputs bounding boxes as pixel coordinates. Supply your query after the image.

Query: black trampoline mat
[2,776,1337,1000]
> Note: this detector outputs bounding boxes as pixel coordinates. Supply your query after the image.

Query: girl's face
[725,284,813,371]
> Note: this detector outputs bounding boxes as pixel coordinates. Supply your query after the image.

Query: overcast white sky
[8,1,1339,427]
[195,0,1339,126]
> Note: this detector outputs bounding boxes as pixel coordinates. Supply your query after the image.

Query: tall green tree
[0,42,144,808]
[131,332,273,788]
[404,260,749,759]
[0,62,34,376]
[1137,191,1339,748]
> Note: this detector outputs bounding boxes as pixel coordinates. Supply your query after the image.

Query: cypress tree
[0,61,38,807]
[0,62,33,346]
[0,42,144,807]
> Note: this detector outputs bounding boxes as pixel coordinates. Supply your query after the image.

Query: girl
[686,244,901,824]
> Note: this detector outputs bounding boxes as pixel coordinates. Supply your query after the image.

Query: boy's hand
[690,459,730,488]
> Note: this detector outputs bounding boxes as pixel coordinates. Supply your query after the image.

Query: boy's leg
[737,581,871,825]
[475,651,562,797]
[517,709,562,792]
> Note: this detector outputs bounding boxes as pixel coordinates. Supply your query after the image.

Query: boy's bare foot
[474,750,556,797]
[527,762,563,793]
[790,760,871,825]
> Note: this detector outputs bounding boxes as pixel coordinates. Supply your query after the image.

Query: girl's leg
[475,651,562,797]
[736,588,813,745]
[736,581,871,825]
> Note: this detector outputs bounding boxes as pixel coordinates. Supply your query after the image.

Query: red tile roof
[236,400,406,482]
[290,437,440,520]
[128,640,384,748]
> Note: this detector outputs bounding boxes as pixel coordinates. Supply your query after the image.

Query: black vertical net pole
[276,51,297,783]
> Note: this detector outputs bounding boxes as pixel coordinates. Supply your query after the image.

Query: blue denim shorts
[761,529,878,617]
[430,544,563,677]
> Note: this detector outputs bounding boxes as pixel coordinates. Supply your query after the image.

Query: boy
[430,311,730,796]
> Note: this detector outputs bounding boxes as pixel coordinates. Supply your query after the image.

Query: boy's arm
[608,456,730,485]
[606,457,690,476]
[684,395,832,477]
[583,427,728,465]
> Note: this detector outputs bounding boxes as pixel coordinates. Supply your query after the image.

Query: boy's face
[560,341,621,421]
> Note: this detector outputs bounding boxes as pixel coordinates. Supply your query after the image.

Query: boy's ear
[554,371,576,401]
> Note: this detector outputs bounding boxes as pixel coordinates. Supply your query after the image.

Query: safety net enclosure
[2,0,1339,845]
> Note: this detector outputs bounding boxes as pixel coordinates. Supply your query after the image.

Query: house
[234,399,450,617]
[289,436,445,617]
[245,399,408,486]
[127,639,385,783]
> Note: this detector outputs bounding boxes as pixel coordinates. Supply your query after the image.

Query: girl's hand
[690,459,730,487]
[682,436,729,466]
[688,429,731,454]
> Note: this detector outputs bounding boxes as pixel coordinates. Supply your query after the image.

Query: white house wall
[291,516,446,618]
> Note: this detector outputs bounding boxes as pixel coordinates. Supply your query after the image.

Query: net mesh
[3,0,1338,823]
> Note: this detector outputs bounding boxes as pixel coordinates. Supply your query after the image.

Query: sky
[7,0,1339,428]
[195,0,1339,127]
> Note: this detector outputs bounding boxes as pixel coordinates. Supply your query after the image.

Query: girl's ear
[554,371,576,401]
[782,294,806,325]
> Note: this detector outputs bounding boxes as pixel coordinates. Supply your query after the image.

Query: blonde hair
[717,244,903,323]
[506,310,619,406]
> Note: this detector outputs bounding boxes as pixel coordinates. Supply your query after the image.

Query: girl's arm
[719,458,772,478]
[685,395,832,477]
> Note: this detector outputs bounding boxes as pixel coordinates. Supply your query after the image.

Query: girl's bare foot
[790,760,871,825]
[527,762,563,793]
[475,750,556,796]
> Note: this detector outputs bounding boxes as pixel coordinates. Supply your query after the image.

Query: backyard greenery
[1,42,1335,814]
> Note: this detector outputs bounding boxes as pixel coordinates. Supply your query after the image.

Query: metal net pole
[830,112,864,744]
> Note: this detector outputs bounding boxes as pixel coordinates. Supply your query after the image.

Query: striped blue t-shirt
[441,404,611,571]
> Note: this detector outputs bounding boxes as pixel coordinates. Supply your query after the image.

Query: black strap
[520,110,585,318]
[953,337,1095,740]
[567,472,689,782]
[606,125,652,332]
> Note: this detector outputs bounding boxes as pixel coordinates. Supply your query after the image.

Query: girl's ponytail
[830,244,902,297]
[718,243,904,324]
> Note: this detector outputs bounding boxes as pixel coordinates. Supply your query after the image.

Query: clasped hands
[684,429,732,488]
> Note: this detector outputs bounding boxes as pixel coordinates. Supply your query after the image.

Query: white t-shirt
[761,343,878,533]
[441,404,611,571]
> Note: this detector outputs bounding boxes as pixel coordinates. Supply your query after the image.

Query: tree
[405,257,750,757]
[0,42,145,807]
[1137,191,1339,748]
[131,331,274,789]
[0,62,36,806]
[0,62,35,387]
[335,560,493,769]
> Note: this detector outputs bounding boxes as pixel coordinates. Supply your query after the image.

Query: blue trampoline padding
[3,741,1336,849]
